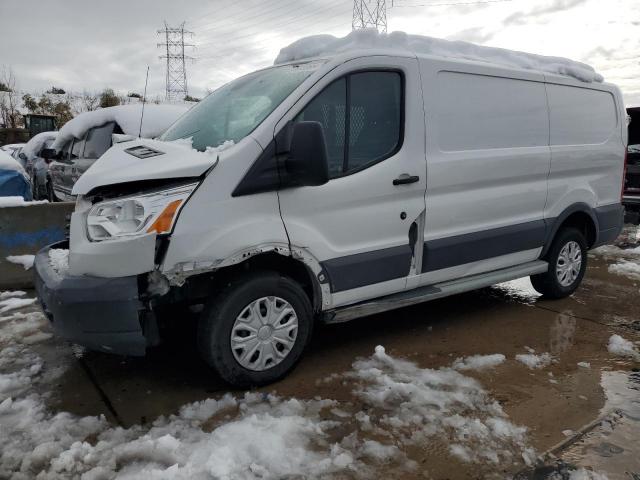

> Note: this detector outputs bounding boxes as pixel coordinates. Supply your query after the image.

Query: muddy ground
[2,229,639,479]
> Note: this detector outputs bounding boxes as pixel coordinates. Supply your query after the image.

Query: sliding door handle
[393,174,420,186]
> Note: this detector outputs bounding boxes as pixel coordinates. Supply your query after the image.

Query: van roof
[275,30,604,85]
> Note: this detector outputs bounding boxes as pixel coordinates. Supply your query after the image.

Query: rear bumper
[593,203,624,248]
[34,241,148,356]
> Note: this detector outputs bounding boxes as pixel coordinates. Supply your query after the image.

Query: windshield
[160,62,322,151]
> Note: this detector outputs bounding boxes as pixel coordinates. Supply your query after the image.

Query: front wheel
[531,227,587,299]
[198,272,313,387]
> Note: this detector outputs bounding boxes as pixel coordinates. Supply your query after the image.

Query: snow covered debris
[577,361,591,369]
[5,255,34,270]
[21,131,57,160]
[52,104,190,151]
[452,354,506,371]
[0,196,47,207]
[607,334,639,360]
[515,352,553,369]
[48,248,69,278]
[275,30,604,83]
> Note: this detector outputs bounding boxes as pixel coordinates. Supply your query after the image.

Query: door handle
[393,174,420,186]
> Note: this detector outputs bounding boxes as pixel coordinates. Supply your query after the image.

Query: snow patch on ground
[0,196,48,207]
[493,277,541,303]
[6,255,35,270]
[607,334,639,360]
[275,29,603,83]
[48,248,69,278]
[608,260,640,281]
[0,331,536,478]
[515,352,553,369]
[0,297,36,314]
[452,354,506,371]
[348,346,535,466]
[0,291,26,300]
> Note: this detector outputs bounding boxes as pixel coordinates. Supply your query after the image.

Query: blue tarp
[0,169,33,201]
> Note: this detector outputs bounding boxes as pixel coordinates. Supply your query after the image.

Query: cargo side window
[295,70,403,178]
[83,122,115,159]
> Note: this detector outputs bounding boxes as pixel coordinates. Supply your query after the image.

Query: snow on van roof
[275,30,603,84]
[22,131,57,160]
[53,104,190,151]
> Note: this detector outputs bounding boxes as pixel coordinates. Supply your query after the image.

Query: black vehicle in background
[624,107,640,224]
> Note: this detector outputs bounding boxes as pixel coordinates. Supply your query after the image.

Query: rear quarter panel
[544,76,625,219]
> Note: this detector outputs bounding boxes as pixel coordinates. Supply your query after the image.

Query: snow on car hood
[71,138,230,195]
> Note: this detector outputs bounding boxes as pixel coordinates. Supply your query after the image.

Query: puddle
[555,370,640,479]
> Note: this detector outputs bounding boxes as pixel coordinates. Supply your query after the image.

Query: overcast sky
[1,0,638,105]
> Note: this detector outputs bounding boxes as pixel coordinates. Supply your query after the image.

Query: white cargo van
[34,35,626,387]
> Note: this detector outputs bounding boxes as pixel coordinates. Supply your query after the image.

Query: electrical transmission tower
[157,22,195,101]
[352,0,388,33]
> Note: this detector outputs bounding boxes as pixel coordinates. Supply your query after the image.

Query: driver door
[277,57,427,308]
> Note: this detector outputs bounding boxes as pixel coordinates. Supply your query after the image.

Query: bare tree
[78,90,99,113]
[0,66,22,128]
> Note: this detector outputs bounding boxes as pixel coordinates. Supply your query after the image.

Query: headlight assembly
[86,182,198,242]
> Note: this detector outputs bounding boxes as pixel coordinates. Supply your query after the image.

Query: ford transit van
[34,40,626,387]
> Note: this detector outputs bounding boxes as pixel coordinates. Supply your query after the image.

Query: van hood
[72,139,221,195]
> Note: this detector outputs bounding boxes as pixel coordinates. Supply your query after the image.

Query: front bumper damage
[34,241,150,356]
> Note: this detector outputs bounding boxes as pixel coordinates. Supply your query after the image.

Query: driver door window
[295,71,402,178]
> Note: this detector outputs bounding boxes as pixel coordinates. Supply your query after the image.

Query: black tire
[197,271,313,387]
[530,227,587,299]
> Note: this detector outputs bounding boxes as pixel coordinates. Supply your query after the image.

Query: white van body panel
[543,76,625,221]
[275,56,427,307]
[160,138,290,276]
[416,58,551,286]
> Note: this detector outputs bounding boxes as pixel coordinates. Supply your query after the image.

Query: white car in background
[48,104,189,201]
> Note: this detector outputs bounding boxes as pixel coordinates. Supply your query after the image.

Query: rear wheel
[531,227,587,299]
[197,271,313,387]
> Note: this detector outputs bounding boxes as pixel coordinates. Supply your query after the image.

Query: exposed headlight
[86,182,198,241]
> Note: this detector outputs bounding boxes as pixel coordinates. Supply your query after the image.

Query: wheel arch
[542,203,598,257]
[176,246,328,315]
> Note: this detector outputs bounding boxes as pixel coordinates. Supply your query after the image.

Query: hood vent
[125,145,165,159]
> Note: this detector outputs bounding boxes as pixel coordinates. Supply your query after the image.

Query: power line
[391,0,514,7]
[195,0,351,49]
[195,3,352,52]
[157,22,195,101]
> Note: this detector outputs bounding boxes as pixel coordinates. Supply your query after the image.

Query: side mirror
[41,148,56,160]
[286,121,329,187]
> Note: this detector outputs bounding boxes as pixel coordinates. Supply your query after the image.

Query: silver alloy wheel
[230,296,299,371]
[555,240,582,287]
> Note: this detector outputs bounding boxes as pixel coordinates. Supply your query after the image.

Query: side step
[325,260,548,324]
